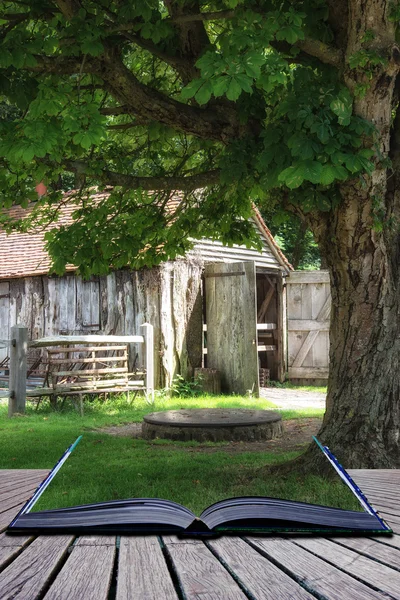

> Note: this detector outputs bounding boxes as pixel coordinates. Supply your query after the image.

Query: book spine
[313,437,390,532]
[8,436,83,528]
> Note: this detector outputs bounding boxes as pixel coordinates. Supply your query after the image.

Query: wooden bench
[24,334,154,412]
[5,328,154,416]
[26,343,145,412]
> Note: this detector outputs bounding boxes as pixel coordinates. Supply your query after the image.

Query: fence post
[8,325,28,417]
[141,323,154,402]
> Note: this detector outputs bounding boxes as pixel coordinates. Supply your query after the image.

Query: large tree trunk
[314,186,400,467]
[296,0,400,469]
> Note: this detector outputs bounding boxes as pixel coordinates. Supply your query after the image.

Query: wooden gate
[205,261,259,396]
[286,270,331,380]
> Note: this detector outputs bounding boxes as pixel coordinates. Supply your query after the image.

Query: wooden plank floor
[0,469,399,600]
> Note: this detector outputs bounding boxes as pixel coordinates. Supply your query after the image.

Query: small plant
[171,374,203,398]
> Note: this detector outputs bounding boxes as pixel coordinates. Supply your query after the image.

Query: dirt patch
[96,418,322,454]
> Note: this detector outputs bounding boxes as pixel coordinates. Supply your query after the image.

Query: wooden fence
[2,324,154,416]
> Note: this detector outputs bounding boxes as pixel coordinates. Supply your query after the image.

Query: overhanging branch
[295,38,343,68]
[101,48,243,142]
[65,161,221,190]
[27,55,100,75]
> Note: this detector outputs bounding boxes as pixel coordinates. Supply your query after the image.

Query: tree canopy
[0,0,378,276]
[2,0,400,468]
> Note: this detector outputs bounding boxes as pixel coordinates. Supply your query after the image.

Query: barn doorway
[256,272,285,384]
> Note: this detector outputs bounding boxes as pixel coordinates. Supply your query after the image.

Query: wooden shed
[0,197,292,395]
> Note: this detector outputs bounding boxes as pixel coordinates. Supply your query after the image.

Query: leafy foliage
[0,1,378,276]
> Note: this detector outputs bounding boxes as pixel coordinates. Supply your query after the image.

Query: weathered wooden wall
[0,281,10,364]
[286,270,331,381]
[0,260,204,389]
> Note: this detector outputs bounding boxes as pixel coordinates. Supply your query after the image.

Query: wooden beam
[257,345,276,352]
[257,283,275,322]
[8,325,27,416]
[29,335,144,348]
[286,270,330,284]
[288,320,330,331]
[288,366,329,379]
[141,323,154,402]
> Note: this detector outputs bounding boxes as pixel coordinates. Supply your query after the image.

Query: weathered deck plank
[0,532,32,570]
[246,536,388,600]
[294,537,400,599]
[116,536,179,600]
[44,538,115,600]
[164,537,248,599]
[331,537,400,570]
[208,536,315,599]
[0,535,74,600]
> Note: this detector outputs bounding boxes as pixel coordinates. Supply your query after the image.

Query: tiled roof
[0,193,292,279]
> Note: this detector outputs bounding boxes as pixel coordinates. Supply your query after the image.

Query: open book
[8,437,392,536]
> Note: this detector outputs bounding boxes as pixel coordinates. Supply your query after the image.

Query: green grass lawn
[0,393,360,514]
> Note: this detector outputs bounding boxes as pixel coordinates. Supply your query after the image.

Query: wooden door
[205,261,259,396]
[0,282,10,364]
[286,270,331,380]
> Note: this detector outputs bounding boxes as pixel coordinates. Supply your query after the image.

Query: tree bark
[291,0,400,469]
[313,184,400,467]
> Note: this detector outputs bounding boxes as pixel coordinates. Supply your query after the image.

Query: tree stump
[194,368,221,394]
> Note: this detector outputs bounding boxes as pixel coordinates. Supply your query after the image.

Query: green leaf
[288,134,316,160]
[195,81,213,105]
[212,76,230,97]
[0,48,13,68]
[181,79,204,100]
[81,39,104,56]
[320,163,348,185]
[278,165,305,189]
[276,25,302,44]
[279,161,323,187]
[302,160,323,184]
[11,48,25,69]
[345,154,363,173]
[235,74,253,94]
[330,89,353,126]
[311,122,331,144]
[226,77,242,101]
[243,52,264,79]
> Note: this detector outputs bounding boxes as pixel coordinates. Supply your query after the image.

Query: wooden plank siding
[0,470,399,599]
[287,270,331,381]
[0,282,10,365]
[0,261,204,390]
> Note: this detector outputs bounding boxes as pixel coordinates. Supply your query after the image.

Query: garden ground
[0,387,358,515]
[97,418,323,454]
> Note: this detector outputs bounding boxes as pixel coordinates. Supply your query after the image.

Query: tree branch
[107,122,149,131]
[26,55,100,75]
[65,161,221,190]
[163,0,210,84]
[100,46,244,142]
[295,38,344,68]
[100,105,130,116]
[168,10,236,23]
[55,0,82,20]
[121,32,190,74]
